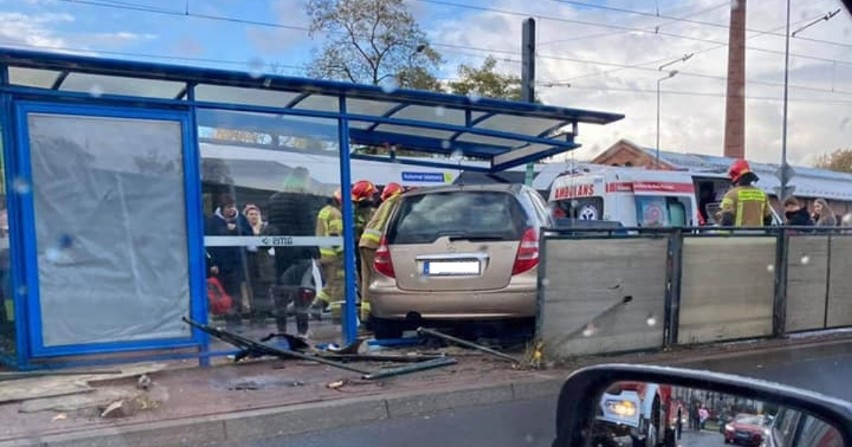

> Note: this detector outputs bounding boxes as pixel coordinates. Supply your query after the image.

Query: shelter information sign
[402,171,446,183]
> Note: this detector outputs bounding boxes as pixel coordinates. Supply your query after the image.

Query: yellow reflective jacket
[359,194,402,250]
[720,185,772,227]
[354,205,375,242]
[316,204,343,258]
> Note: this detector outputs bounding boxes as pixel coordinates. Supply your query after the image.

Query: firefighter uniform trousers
[316,204,344,305]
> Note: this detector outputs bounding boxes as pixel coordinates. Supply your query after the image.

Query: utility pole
[656,70,678,168]
[522,17,536,186]
[779,0,792,202]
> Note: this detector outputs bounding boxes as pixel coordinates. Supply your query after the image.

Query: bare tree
[815,148,852,173]
[306,0,442,90]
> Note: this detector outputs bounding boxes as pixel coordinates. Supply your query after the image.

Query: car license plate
[424,260,480,276]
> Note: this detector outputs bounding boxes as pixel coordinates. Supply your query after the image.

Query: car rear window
[387,191,527,244]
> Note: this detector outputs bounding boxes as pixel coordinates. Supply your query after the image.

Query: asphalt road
[237,341,852,447]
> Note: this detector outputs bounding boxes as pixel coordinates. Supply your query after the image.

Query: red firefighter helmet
[727,159,752,183]
[380,182,404,202]
[351,180,376,202]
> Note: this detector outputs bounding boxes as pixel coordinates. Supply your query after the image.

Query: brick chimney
[723,0,746,159]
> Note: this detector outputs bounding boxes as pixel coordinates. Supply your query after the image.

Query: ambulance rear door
[630,179,698,227]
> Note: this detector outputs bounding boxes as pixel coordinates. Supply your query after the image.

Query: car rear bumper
[367,275,536,320]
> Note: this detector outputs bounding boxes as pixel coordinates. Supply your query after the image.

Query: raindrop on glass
[582,324,595,337]
[541,278,551,287]
[262,78,272,88]
[247,57,265,79]
[380,77,399,94]
[730,0,740,10]
[418,273,428,284]
[16,285,27,296]
[88,84,103,98]
[571,199,580,208]
[841,117,850,130]
[451,149,463,161]
[441,140,451,150]
[800,255,810,265]
[767,264,775,272]
[525,434,535,444]
[45,248,62,263]
[646,315,657,327]
[434,105,446,117]
[467,91,482,103]
[12,177,31,195]
[843,213,852,225]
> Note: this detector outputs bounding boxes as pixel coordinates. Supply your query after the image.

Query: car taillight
[374,236,395,278]
[512,227,539,275]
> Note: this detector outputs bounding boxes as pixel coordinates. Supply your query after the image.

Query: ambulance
[547,166,780,227]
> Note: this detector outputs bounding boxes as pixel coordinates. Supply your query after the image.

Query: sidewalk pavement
[1,330,850,447]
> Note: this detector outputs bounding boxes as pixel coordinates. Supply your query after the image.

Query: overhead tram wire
[546,12,833,85]
[413,0,852,66]
[46,0,852,98]
[545,0,851,49]
[55,0,852,67]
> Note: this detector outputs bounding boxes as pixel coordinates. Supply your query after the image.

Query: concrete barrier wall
[678,237,777,344]
[827,236,852,328]
[540,238,668,358]
[785,236,829,332]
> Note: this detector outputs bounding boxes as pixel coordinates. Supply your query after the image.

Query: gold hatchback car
[367,184,554,338]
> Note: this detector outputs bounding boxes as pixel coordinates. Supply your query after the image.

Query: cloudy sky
[1,0,850,166]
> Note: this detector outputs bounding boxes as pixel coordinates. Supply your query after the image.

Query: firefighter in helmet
[352,180,377,239]
[358,182,405,323]
[719,159,773,227]
[351,180,376,302]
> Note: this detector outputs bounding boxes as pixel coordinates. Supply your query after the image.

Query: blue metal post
[337,96,357,344]
[185,82,210,366]
[0,64,31,369]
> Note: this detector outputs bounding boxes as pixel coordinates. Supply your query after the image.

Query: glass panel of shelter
[197,107,345,348]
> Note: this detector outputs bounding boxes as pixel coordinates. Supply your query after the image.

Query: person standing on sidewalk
[358,182,404,324]
[243,204,276,324]
[698,405,709,431]
[813,198,838,228]
[266,167,322,335]
[205,193,252,329]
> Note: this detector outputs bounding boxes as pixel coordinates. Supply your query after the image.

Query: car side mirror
[552,364,850,447]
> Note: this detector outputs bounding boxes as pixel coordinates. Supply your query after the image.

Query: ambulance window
[668,198,687,226]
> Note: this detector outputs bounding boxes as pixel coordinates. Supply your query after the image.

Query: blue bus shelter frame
[0,48,623,369]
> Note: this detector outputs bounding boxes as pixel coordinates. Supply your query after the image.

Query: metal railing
[537,226,852,360]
